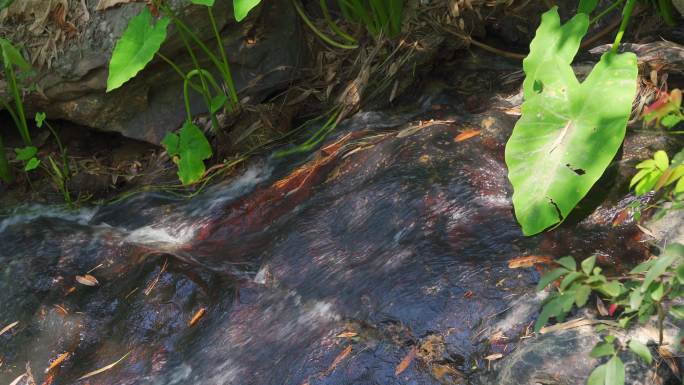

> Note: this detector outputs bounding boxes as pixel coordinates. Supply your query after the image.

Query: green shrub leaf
[190,0,215,5]
[556,256,577,271]
[641,254,679,293]
[536,268,569,291]
[590,341,615,358]
[581,256,596,275]
[560,271,583,291]
[234,0,261,21]
[505,8,638,235]
[587,364,606,385]
[106,8,170,92]
[575,284,591,307]
[605,355,625,385]
[670,305,684,319]
[628,340,652,364]
[161,132,180,157]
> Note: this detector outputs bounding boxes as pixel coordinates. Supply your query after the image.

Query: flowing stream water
[0,66,651,385]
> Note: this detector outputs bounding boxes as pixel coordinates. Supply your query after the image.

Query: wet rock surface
[0,49,679,384]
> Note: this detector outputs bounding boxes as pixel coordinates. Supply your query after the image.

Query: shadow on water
[0,71,650,384]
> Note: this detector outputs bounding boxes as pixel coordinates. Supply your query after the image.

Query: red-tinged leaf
[46,352,70,373]
[395,346,417,375]
[608,303,618,316]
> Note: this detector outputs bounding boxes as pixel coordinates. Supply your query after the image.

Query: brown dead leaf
[45,352,70,373]
[329,345,352,371]
[188,307,206,327]
[0,321,18,337]
[596,297,609,316]
[454,129,481,142]
[53,304,68,316]
[96,0,138,11]
[395,346,417,375]
[431,364,463,380]
[335,331,358,338]
[77,351,131,380]
[75,274,99,287]
[507,255,554,269]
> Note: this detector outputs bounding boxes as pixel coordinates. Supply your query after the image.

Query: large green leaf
[505,9,638,235]
[0,38,31,71]
[521,8,589,98]
[177,121,212,185]
[106,8,170,92]
[234,0,261,21]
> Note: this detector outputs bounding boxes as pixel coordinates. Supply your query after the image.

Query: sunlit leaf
[35,112,46,128]
[605,355,625,385]
[506,8,637,235]
[641,254,679,293]
[106,8,170,92]
[587,364,606,385]
[176,121,213,185]
[190,0,214,5]
[234,0,261,21]
[23,157,40,172]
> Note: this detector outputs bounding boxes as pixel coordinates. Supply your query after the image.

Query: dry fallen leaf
[454,129,481,142]
[431,364,463,380]
[596,297,609,316]
[45,352,70,373]
[335,331,358,338]
[77,351,131,380]
[507,255,554,269]
[395,346,417,376]
[76,274,99,287]
[484,353,503,361]
[8,374,26,385]
[188,307,207,327]
[0,321,18,337]
[96,0,138,11]
[329,345,352,371]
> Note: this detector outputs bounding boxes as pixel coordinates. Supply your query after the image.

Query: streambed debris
[75,274,99,286]
[77,351,131,380]
[0,321,18,337]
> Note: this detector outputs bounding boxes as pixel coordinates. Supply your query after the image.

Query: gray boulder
[0,0,304,144]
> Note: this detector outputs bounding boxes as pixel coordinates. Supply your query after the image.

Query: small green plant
[107,0,260,185]
[586,335,652,385]
[161,121,213,185]
[292,0,404,50]
[505,1,639,235]
[337,0,404,38]
[536,245,684,384]
[534,255,622,332]
[0,38,35,183]
[630,150,684,196]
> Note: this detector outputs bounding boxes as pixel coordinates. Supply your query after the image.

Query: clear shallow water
[0,91,647,385]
